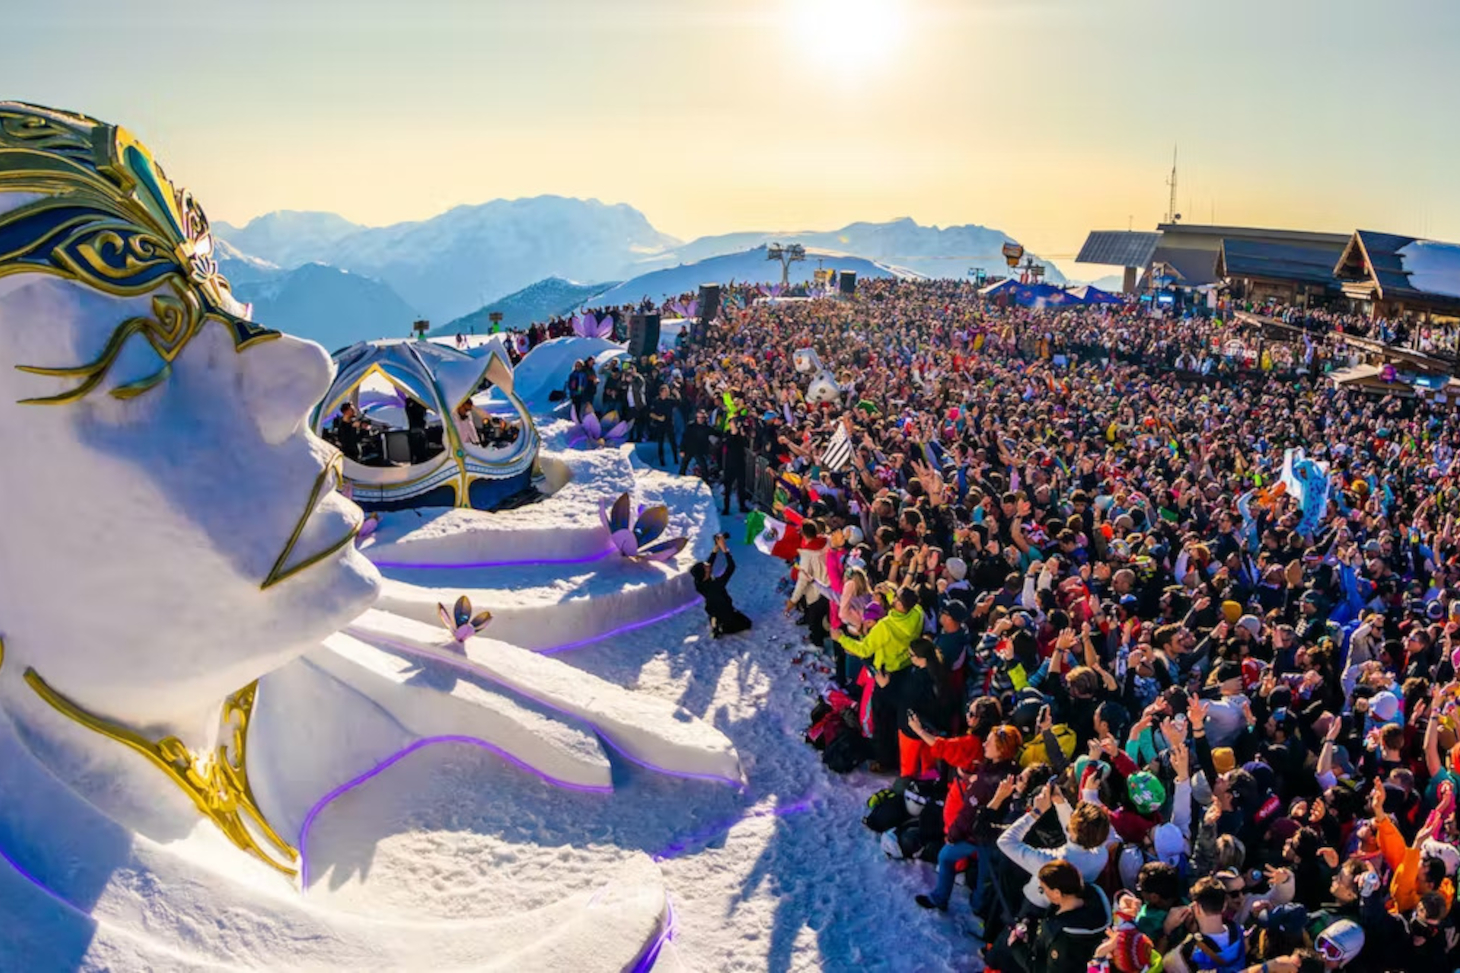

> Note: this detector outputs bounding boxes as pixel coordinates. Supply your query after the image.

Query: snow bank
[481,335,627,413]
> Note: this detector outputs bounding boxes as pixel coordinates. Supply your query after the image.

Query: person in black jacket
[989,859,1111,973]
[649,385,679,467]
[691,535,751,637]
[720,415,751,514]
[680,409,713,478]
[404,395,428,463]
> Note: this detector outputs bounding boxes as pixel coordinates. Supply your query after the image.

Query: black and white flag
[821,425,854,471]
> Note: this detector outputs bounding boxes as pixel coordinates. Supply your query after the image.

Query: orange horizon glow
[5,0,1458,276]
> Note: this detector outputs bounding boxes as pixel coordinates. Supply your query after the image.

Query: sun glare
[790,0,905,72]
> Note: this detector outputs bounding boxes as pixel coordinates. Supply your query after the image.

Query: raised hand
[1187,696,1209,728]
[1170,743,1190,780]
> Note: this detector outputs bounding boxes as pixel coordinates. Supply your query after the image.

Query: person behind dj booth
[332,402,365,462]
[404,395,428,464]
[691,533,752,638]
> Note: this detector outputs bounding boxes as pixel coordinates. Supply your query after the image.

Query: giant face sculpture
[0,104,380,734]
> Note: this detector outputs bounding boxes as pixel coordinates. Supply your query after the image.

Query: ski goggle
[1315,936,1347,963]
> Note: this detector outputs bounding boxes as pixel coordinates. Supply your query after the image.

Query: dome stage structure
[314,338,542,512]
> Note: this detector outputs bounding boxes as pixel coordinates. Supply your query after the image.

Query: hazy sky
[6,0,1458,273]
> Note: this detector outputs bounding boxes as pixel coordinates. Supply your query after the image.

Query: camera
[714,532,731,542]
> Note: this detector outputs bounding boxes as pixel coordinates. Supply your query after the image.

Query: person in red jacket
[915,724,1025,931]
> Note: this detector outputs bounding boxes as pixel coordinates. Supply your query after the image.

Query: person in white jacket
[997,781,1112,910]
[787,521,831,646]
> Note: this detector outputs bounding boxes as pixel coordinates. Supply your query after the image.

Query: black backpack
[822,729,869,774]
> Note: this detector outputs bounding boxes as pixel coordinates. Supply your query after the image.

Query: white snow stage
[0,102,981,973]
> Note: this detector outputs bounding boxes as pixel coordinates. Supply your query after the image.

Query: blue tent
[979,279,1084,307]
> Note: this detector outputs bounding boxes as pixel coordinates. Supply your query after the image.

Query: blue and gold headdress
[0,102,277,404]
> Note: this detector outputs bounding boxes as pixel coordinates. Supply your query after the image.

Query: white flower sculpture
[437,594,493,643]
[600,492,688,563]
[566,404,630,449]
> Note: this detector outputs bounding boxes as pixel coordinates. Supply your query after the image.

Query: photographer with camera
[691,533,752,638]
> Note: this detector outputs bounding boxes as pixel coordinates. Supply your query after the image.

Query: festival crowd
[582,278,1460,973]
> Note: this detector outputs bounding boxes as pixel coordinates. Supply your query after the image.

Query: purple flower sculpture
[600,492,688,563]
[566,404,630,449]
[437,594,493,644]
[572,312,614,340]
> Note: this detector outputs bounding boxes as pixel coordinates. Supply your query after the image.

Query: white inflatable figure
[0,103,729,971]
[793,347,841,405]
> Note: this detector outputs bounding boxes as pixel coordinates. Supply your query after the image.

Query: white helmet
[1315,919,1364,966]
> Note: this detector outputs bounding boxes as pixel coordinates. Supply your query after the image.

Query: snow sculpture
[601,492,689,562]
[567,402,630,448]
[438,594,493,642]
[572,312,613,339]
[0,102,734,970]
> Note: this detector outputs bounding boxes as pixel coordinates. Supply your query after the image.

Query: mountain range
[214,198,1064,346]
[430,276,614,336]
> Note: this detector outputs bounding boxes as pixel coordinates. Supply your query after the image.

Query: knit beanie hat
[1112,927,1158,973]
[1127,771,1167,815]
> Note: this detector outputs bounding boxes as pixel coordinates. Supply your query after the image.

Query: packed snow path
[305,521,980,972]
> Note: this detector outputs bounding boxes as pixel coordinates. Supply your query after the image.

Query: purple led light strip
[369,547,615,571]
[298,734,614,887]
[351,632,744,788]
[0,835,77,913]
[538,599,701,656]
[629,895,677,973]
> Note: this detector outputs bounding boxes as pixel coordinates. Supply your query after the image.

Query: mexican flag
[752,512,788,556]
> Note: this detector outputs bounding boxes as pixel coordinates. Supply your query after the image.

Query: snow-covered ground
[307,471,982,972]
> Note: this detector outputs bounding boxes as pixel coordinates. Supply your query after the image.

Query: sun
[790,0,906,72]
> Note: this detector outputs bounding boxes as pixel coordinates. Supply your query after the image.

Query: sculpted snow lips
[261,452,363,591]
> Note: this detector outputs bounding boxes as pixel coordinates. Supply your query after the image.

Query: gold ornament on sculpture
[22,666,299,876]
[0,102,278,406]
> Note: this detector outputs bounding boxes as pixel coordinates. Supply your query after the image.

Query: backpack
[863,792,909,833]
[823,729,870,774]
[805,709,842,751]
[1182,922,1247,973]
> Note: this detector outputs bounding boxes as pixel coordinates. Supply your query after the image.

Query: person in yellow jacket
[836,588,924,772]
[837,587,924,674]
